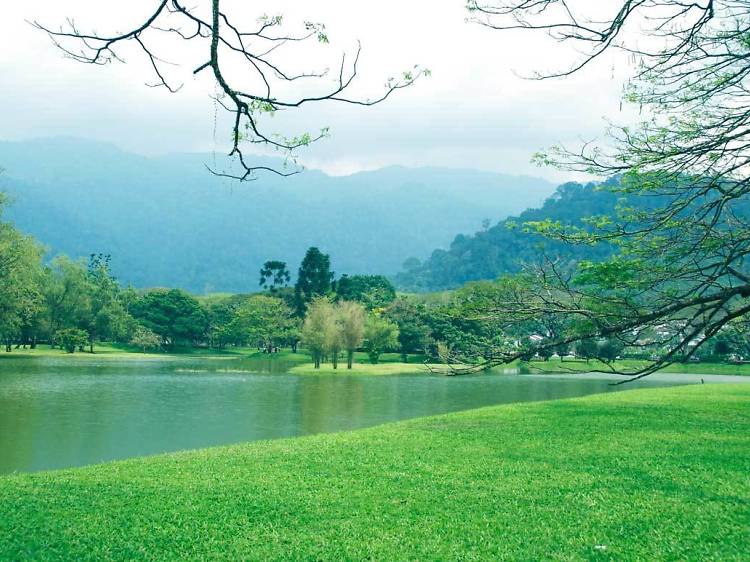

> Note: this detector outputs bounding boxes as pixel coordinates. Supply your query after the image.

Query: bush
[53,328,89,353]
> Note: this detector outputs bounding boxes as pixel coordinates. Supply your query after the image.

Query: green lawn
[0,345,433,375]
[6,345,749,378]
[525,357,750,376]
[1,384,747,560]
[290,361,428,376]
[290,351,432,376]
[0,343,253,360]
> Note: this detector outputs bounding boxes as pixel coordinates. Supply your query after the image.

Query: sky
[1,1,633,181]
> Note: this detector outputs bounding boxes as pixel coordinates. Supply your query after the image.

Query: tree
[81,254,130,352]
[295,247,334,315]
[447,1,750,382]
[576,338,599,363]
[0,209,44,352]
[338,301,366,369]
[599,339,625,364]
[363,314,399,364]
[335,275,396,310]
[205,296,244,348]
[129,289,208,346]
[130,326,162,353]
[228,295,294,352]
[42,256,93,343]
[259,261,291,293]
[323,309,343,370]
[301,298,335,368]
[709,319,750,359]
[53,328,89,354]
[385,299,432,362]
[34,2,426,181]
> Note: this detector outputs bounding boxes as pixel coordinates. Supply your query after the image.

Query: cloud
[1,0,629,181]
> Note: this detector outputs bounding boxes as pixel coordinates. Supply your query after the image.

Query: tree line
[4,192,748,370]
[0,206,426,367]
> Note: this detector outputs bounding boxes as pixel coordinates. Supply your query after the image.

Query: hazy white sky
[1,1,632,180]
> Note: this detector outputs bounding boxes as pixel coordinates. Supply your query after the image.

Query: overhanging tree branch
[33,0,427,181]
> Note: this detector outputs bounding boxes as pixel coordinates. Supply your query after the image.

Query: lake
[0,356,678,474]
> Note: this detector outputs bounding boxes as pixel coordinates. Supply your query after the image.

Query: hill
[0,138,554,293]
[394,180,619,291]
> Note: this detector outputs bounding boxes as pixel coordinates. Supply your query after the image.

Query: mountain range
[0,138,555,293]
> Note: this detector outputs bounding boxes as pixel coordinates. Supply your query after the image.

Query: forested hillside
[395,181,620,291]
[0,138,554,293]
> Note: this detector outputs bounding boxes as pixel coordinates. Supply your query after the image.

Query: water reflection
[0,356,675,474]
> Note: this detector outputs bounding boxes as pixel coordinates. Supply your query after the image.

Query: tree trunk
[347,350,354,369]
[89,341,95,354]
[332,352,338,369]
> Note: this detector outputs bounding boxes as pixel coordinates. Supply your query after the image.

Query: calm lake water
[0,356,677,474]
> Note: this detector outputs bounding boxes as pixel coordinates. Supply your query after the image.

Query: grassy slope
[1,384,748,561]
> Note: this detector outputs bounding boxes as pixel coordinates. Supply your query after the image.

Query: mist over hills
[0,138,555,293]
[395,180,620,291]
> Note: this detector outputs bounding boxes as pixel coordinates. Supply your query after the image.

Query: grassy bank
[1,384,748,560]
[0,343,253,360]
[290,361,428,376]
[6,345,749,378]
[289,351,431,376]
[0,345,433,375]
[525,357,750,376]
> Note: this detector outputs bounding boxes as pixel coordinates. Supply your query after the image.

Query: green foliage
[228,295,295,351]
[295,247,333,315]
[259,261,290,293]
[335,274,396,310]
[599,338,626,362]
[1,385,747,560]
[396,180,620,291]
[80,254,130,351]
[52,328,89,353]
[129,326,161,352]
[43,256,92,335]
[0,201,44,351]
[363,314,399,364]
[384,299,433,361]
[129,289,208,346]
[337,301,366,369]
[301,297,335,368]
[576,338,599,362]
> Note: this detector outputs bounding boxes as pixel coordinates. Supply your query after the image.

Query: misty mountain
[0,138,554,293]
[394,180,624,291]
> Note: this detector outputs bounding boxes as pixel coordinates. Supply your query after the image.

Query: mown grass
[290,361,428,376]
[525,357,750,376]
[0,343,255,360]
[6,345,748,378]
[0,345,434,375]
[290,351,432,376]
[1,384,747,561]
